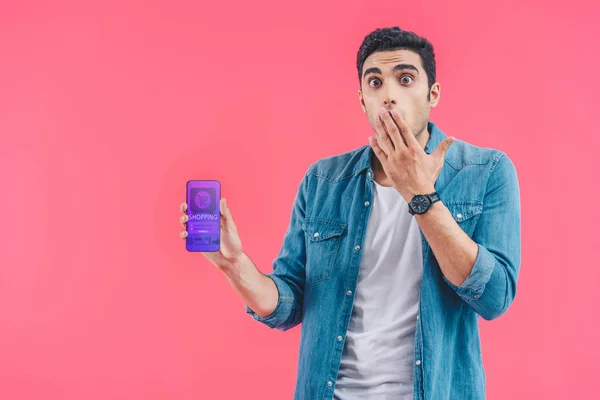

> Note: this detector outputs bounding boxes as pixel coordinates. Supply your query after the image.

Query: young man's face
[358,49,440,140]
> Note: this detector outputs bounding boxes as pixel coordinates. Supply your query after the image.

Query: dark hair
[357,27,436,90]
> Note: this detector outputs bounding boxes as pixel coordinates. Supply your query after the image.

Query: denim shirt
[246,121,521,400]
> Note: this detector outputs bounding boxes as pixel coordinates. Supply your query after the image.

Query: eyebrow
[362,64,420,80]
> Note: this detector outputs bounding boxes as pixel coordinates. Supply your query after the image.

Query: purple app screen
[186,180,220,252]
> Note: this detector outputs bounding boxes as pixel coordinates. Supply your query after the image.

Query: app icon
[190,187,216,214]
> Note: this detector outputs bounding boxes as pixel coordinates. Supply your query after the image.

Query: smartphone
[185,180,221,252]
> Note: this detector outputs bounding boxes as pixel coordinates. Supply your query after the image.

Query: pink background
[1,0,599,399]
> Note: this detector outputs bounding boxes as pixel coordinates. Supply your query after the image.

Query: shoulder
[305,146,368,182]
[301,133,516,182]
[444,138,508,171]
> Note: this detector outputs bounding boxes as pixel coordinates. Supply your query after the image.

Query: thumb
[431,137,455,160]
[221,198,236,227]
[221,198,229,217]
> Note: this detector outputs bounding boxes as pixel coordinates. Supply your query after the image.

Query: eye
[368,77,382,88]
[400,75,414,84]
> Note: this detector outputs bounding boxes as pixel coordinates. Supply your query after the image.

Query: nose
[383,98,396,110]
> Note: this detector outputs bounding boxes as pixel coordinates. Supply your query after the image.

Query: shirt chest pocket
[445,202,483,237]
[301,218,347,285]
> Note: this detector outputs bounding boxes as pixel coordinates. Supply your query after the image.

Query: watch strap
[427,191,440,204]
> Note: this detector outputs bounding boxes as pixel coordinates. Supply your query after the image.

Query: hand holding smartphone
[179,183,278,320]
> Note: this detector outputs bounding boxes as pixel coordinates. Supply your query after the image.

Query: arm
[243,172,308,331]
[222,252,279,319]
[416,154,522,320]
[184,173,308,331]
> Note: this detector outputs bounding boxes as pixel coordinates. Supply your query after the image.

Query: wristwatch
[408,191,440,215]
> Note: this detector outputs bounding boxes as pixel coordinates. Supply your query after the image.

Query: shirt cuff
[443,243,496,301]
[245,274,296,329]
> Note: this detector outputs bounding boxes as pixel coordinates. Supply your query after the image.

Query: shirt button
[474,294,480,299]
[457,213,463,219]
[364,201,370,206]
[367,172,372,178]
[327,381,333,387]
[346,290,352,296]
[416,315,419,320]
[416,360,421,366]
[354,245,361,251]
[337,335,343,341]
[313,232,320,238]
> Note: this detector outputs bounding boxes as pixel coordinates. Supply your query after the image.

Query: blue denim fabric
[246,121,521,400]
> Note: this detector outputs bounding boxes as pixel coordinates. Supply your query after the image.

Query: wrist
[402,186,436,203]
[407,190,440,215]
[220,252,246,280]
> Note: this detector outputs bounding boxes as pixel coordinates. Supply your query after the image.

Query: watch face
[411,195,431,214]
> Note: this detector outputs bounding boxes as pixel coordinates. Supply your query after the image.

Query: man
[179,27,521,400]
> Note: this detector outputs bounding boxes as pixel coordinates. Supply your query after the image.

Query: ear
[358,89,366,113]
[429,82,441,108]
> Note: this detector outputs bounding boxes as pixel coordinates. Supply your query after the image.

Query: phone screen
[186,180,221,252]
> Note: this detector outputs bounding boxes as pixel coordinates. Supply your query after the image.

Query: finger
[180,214,188,229]
[180,202,187,214]
[380,109,406,150]
[220,198,238,234]
[390,109,420,149]
[374,115,393,156]
[369,136,388,162]
[180,230,188,239]
[431,137,456,160]
[220,198,227,216]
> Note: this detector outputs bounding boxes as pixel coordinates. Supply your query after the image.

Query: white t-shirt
[334,180,423,400]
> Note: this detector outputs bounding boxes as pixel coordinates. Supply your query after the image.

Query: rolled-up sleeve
[444,153,521,320]
[245,172,308,331]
